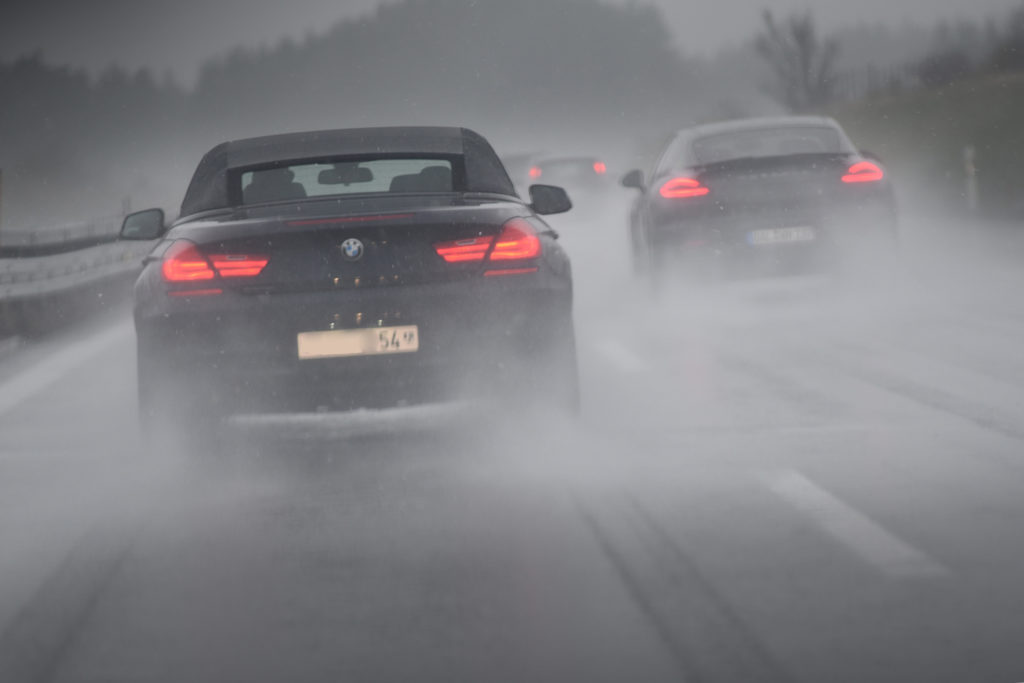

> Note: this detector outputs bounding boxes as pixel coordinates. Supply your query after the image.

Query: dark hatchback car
[121,127,578,433]
[622,116,897,280]
[526,156,610,194]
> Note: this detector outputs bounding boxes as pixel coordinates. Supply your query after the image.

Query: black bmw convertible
[120,126,578,433]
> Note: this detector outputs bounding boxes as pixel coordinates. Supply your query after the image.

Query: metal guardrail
[0,234,156,336]
[0,215,122,247]
[0,241,154,301]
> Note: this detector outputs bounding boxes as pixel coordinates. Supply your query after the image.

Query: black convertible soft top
[180,126,516,218]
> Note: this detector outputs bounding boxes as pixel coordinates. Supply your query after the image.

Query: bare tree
[755,10,840,112]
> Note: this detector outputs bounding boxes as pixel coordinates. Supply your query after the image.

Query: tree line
[755,4,1024,111]
[3,0,1024,230]
[0,0,694,229]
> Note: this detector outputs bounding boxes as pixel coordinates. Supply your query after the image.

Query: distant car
[621,116,897,279]
[500,152,542,196]
[526,156,612,201]
[122,126,578,435]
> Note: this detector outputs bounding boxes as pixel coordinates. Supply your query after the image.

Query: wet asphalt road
[3,210,1024,682]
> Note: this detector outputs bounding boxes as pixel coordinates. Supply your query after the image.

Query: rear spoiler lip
[175,190,524,226]
[690,152,855,175]
[286,213,416,228]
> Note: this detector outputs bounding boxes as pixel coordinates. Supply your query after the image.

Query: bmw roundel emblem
[340,238,364,262]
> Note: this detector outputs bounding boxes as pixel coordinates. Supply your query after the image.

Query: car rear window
[239,158,455,205]
[692,126,849,165]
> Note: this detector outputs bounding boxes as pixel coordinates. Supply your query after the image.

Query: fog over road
[3,201,1024,682]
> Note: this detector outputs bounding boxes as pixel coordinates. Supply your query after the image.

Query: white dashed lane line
[765,469,950,580]
[0,322,133,418]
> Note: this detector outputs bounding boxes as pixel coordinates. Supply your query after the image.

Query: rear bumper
[135,273,573,412]
[647,199,897,274]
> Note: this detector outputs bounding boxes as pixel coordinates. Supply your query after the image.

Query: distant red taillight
[593,161,607,175]
[659,176,710,199]
[842,161,884,184]
[529,166,542,179]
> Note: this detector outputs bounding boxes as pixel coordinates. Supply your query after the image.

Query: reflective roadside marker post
[964,145,978,213]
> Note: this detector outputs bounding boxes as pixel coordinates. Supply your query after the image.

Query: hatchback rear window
[692,126,849,165]
[239,158,455,205]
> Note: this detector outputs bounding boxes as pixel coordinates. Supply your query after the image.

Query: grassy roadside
[831,71,1024,218]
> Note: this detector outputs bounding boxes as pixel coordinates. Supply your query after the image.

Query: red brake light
[593,161,607,175]
[433,219,541,269]
[163,242,269,284]
[842,161,884,184]
[489,219,541,261]
[210,254,269,278]
[163,243,215,282]
[529,166,542,179]
[433,236,494,263]
[659,177,709,199]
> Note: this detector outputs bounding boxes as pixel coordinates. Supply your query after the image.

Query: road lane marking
[765,470,949,579]
[0,322,132,418]
[0,518,138,683]
[577,496,794,682]
[594,339,649,373]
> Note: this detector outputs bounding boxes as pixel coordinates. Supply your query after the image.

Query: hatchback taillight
[842,161,884,184]
[659,176,710,199]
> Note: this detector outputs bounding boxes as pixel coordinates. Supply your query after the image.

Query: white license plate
[748,226,816,245]
[297,325,419,360]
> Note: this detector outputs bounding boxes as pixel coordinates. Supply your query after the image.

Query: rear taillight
[162,242,215,282]
[433,219,542,268]
[163,241,269,285]
[209,255,269,278]
[529,166,542,179]
[488,219,541,261]
[433,236,495,263]
[842,161,884,184]
[593,161,607,175]
[659,177,710,199]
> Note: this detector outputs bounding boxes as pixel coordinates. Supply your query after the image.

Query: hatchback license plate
[297,325,420,359]
[748,226,816,245]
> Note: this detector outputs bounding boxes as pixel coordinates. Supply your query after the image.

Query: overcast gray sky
[0,0,1017,85]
